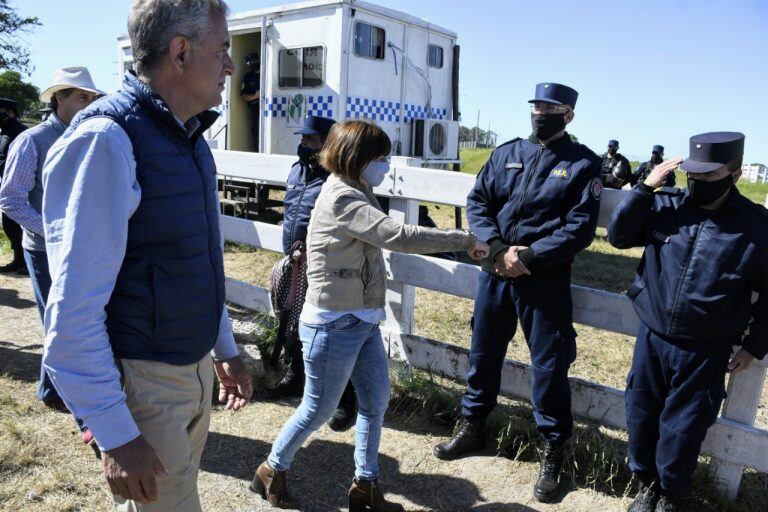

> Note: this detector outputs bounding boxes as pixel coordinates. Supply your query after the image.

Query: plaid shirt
[0,130,43,236]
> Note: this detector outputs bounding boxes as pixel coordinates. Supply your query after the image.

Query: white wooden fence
[214,150,768,500]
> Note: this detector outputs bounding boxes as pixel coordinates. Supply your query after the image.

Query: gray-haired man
[41,1,252,510]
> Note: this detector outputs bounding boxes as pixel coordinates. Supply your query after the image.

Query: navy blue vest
[69,73,225,365]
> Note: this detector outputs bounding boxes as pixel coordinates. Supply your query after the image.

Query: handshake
[465,241,531,279]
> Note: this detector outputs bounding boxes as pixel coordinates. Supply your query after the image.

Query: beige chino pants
[113,356,213,512]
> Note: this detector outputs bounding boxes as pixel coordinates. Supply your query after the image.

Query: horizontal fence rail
[214,150,768,499]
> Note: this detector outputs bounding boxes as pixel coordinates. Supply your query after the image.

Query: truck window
[279,46,324,88]
[354,22,385,60]
[428,44,443,68]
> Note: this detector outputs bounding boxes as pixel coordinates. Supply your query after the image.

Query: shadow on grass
[0,341,43,383]
[386,370,768,512]
[202,431,538,512]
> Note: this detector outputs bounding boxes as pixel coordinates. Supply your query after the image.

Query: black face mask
[297,143,319,164]
[0,112,7,124]
[687,174,733,207]
[651,154,663,164]
[531,113,566,141]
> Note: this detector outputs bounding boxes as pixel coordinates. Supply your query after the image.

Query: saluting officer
[608,132,768,512]
[433,83,603,503]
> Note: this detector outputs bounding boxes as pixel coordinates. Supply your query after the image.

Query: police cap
[608,140,619,148]
[294,115,336,138]
[528,83,578,108]
[652,145,664,154]
[680,132,745,174]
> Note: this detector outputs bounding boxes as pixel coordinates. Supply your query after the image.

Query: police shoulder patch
[589,177,603,200]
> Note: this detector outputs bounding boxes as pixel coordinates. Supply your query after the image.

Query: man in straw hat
[0,97,28,274]
[0,66,102,415]
[41,1,252,510]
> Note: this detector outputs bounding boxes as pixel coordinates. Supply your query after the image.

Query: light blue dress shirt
[42,116,239,451]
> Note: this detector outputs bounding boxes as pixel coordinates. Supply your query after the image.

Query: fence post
[709,363,767,499]
[383,195,418,362]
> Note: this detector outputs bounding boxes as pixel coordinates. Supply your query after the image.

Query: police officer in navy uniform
[631,145,673,187]
[601,139,632,189]
[433,83,603,503]
[269,115,359,432]
[0,98,28,273]
[608,132,768,512]
[241,52,261,149]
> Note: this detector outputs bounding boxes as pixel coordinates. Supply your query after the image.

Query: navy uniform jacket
[0,118,27,177]
[467,133,603,275]
[282,159,329,254]
[608,185,768,358]
[241,70,260,108]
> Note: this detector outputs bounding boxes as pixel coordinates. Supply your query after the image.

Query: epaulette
[578,142,600,160]
[495,137,522,150]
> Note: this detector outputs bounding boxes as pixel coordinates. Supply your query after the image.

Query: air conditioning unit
[411,119,459,160]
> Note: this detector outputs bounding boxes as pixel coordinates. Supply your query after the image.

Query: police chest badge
[549,168,570,179]
[505,162,523,170]
[590,177,603,200]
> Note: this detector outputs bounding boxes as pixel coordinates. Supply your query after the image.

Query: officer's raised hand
[494,246,531,278]
[728,348,755,374]
[643,157,683,189]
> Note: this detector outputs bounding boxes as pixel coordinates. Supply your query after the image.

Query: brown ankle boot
[348,478,404,512]
[250,460,299,508]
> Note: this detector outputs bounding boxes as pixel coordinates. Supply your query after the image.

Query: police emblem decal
[590,177,603,200]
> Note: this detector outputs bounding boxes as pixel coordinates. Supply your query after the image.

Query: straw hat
[39,67,104,102]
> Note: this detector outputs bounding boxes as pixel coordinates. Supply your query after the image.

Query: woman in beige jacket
[252,120,488,511]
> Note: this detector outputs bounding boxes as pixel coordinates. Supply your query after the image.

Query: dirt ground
[0,270,642,512]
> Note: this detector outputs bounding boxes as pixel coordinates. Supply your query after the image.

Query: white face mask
[361,161,390,187]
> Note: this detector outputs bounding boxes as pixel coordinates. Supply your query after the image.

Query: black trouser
[1,212,23,265]
[461,270,577,444]
[626,323,731,497]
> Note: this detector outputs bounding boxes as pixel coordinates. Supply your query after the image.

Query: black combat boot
[266,366,304,399]
[627,481,661,512]
[432,417,486,460]
[328,381,357,432]
[267,343,305,399]
[533,441,565,503]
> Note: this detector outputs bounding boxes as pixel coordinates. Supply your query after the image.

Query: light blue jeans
[268,314,391,480]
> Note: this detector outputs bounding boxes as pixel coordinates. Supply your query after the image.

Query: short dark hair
[319,120,391,182]
[50,88,75,113]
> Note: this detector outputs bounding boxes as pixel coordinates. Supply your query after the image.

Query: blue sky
[14,0,768,163]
